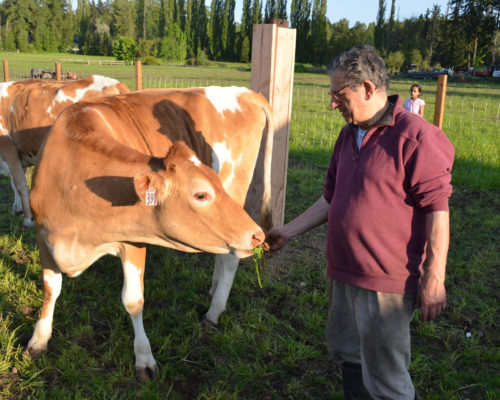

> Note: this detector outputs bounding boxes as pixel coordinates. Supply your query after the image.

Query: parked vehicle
[491,65,500,78]
[472,67,491,77]
[406,68,452,79]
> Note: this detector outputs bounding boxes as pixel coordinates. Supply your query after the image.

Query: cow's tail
[259,99,274,232]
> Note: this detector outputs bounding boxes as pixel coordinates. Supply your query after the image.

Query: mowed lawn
[0,52,499,399]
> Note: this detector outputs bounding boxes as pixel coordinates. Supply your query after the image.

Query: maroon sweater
[323,95,454,295]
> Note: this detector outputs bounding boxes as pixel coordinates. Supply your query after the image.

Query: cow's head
[134,142,264,258]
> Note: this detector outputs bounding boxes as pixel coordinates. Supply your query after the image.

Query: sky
[72,0,452,27]
[322,0,451,27]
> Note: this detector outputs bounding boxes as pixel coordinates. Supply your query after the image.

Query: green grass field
[0,52,499,399]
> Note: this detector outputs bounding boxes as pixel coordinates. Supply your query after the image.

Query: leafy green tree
[240,34,250,62]
[408,48,423,69]
[385,50,404,73]
[157,23,187,62]
[1,0,37,51]
[112,35,137,60]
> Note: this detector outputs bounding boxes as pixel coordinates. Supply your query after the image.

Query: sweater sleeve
[405,127,455,212]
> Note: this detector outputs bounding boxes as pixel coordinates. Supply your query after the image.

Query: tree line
[0,0,499,71]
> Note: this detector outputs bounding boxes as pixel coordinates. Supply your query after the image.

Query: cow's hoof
[136,365,159,383]
[21,219,35,230]
[201,317,218,327]
[23,346,46,359]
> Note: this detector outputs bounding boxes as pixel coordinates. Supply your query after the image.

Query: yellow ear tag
[145,188,157,206]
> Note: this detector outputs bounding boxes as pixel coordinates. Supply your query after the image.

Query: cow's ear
[133,172,166,206]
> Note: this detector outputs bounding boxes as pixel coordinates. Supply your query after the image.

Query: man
[266,45,454,399]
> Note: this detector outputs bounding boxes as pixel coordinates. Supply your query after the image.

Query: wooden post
[433,74,447,129]
[55,62,61,80]
[251,20,296,227]
[3,60,9,82]
[135,61,142,91]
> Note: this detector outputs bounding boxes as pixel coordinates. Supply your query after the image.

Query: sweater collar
[348,94,401,132]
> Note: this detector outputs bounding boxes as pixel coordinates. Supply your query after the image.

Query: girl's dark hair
[410,83,422,94]
[326,45,389,91]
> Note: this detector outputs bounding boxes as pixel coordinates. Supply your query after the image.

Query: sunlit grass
[0,54,498,399]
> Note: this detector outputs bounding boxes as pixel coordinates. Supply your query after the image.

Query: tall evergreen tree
[111,0,136,38]
[386,0,395,54]
[309,0,327,65]
[374,0,386,55]
[291,0,311,62]
[225,0,236,59]
[276,0,287,19]
[265,0,276,20]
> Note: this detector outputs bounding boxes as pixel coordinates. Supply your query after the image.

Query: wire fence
[4,67,499,190]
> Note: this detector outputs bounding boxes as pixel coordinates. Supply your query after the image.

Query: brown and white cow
[0,75,130,227]
[26,87,273,381]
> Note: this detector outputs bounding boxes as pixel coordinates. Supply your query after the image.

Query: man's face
[329,74,367,125]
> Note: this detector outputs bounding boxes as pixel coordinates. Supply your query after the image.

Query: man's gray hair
[327,45,389,91]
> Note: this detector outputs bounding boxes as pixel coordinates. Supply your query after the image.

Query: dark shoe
[341,362,372,400]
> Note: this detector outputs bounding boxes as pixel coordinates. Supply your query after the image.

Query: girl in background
[403,83,425,117]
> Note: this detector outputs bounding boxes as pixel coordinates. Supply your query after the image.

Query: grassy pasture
[0,52,499,399]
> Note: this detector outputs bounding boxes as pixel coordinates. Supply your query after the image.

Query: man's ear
[133,172,166,206]
[362,80,376,100]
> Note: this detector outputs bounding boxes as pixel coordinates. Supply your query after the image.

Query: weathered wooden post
[135,60,142,91]
[3,60,9,82]
[55,62,61,80]
[433,74,447,129]
[251,19,296,227]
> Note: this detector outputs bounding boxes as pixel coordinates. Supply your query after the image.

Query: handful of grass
[252,243,268,288]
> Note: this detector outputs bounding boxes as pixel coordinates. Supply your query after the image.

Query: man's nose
[330,96,340,110]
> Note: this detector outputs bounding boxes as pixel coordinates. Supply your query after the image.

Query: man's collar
[356,94,398,131]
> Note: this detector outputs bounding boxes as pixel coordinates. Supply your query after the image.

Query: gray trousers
[326,280,417,400]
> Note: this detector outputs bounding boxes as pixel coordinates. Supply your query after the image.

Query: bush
[142,56,161,65]
[112,36,137,61]
[194,49,210,66]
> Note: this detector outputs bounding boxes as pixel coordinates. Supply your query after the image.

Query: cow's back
[2,76,130,156]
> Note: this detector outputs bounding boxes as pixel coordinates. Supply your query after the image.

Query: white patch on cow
[204,86,248,116]
[47,75,120,117]
[189,155,201,167]
[0,117,8,136]
[0,81,14,98]
[122,260,142,310]
[44,273,63,299]
[211,141,238,190]
[48,233,120,275]
[211,142,230,173]
[9,106,14,113]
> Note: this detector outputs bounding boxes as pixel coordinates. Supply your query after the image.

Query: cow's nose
[251,229,265,248]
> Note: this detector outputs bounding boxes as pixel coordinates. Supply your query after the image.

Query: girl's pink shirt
[403,97,425,114]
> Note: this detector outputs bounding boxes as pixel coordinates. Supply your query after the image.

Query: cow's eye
[194,192,211,201]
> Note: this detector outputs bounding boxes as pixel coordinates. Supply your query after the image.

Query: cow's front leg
[120,243,158,382]
[26,230,62,357]
[204,253,240,325]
